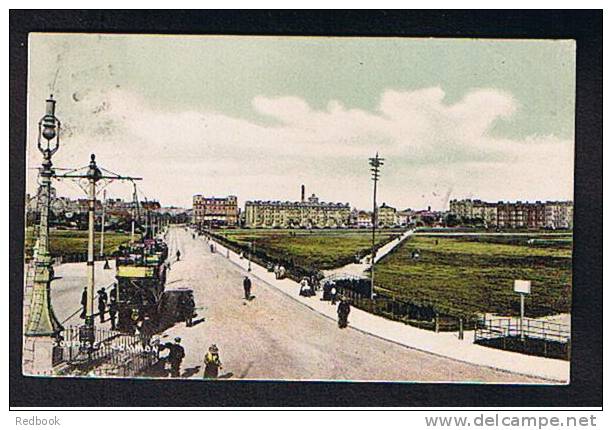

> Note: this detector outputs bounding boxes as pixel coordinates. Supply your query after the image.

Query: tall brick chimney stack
[301,185,305,202]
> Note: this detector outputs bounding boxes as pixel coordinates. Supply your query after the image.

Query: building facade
[449,199,573,229]
[192,195,239,227]
[356,210,372,228]
[244,187,350,229]
[396,209,415,227]
[377,203,398,227]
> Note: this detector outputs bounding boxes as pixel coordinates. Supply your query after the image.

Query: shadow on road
[190,317,206,327]
[238,361,254,379]
[182,365,201,378]
[142,360,169,377]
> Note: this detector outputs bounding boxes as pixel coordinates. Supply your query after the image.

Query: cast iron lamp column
[25,96,63,337]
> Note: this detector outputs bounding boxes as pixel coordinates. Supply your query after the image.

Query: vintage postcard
[22,33,575,384]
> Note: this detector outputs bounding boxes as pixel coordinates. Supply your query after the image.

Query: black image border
[9,9,603,408]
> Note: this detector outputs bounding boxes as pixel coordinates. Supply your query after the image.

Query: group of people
[80,284,119,330]
[299,277,316,297]
[162,337,223,379]
[299,273,324,297]
[299,278,352,328]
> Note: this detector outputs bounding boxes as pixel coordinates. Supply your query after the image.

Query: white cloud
[26,86,574,210]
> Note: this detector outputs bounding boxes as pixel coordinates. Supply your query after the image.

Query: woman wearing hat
[203,344,222,379]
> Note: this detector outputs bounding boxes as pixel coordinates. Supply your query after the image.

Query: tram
[114,238,168,333]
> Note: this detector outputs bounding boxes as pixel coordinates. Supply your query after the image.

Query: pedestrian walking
[203,344,222,379]
[139,317,153,349]
[97,288,108,323]
[108,297,118,330]
[183,293,195,327]
[337,297,351,328]
[243,276,252,300]
[176,250,181,261]
[162,337,185,378]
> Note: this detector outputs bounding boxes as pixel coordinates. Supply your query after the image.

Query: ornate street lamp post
[23,96,64,376]
[25,96,64,337]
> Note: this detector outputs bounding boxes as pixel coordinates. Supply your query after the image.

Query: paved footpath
[324,229,414,278]
[148,227,550,382]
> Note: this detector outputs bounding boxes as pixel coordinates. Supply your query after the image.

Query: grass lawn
[214,228,402,271]
[25,228,135,258]
[375,234,572,318]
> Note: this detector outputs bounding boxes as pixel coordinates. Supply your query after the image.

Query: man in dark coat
[337,297,351,328]
[182,294,196,327]
[108,297,118,330]
[162,337,185,378]
[97,288,108,323]
[243,276,252,300]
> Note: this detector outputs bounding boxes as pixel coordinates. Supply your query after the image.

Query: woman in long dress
[203,344,222,379]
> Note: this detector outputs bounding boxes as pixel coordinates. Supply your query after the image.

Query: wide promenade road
[158,227,543,382]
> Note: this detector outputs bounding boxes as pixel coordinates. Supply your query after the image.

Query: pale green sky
[27,34,576,209]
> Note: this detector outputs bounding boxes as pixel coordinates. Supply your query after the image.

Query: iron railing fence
[335,285,480,332]
[54,325,160,376]
[475,317,570,342]
[474,316,571,360]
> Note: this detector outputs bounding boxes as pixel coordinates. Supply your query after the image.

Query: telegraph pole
[369,152,384,300]
[100,189,106,257]
[131,182,139,243]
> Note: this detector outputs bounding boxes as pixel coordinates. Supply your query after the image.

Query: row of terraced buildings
[449,199,573,229]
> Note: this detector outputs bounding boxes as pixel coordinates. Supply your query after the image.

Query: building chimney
[301,185,305,202]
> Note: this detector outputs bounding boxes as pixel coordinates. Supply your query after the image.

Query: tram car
[114,239,168,333]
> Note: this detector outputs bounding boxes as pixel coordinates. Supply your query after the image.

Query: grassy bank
[25,228,135,259]
[213,228,401,275]
[375,235,572,318]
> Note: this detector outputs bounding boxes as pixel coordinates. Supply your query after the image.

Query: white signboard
[514,280,531,294]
